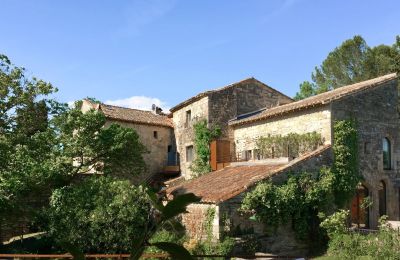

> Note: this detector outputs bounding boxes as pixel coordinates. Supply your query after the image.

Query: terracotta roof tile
[167,145,331,203]
[100,104,173,128]
[230,73,398,126]
[170,77,293,112]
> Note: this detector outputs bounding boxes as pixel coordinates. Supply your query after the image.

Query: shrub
[46,177,151,253]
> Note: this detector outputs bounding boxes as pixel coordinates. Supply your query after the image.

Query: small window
[168,145,172,153]
[378,181,387,216]
[185,110,191,127]
[245,150,252,161]
[383,138,391,170]
[364,142,370,154]
[153,131,158,139]
[186,145,194,162]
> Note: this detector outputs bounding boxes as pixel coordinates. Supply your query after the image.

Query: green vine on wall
[190,120,221,177]
[256,132,323,159]
[240,120,360,241]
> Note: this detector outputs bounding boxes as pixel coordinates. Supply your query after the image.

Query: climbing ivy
[331,120,360,207]
[190,120,221,177]
[256,132,323,159]
[240,120,360,241]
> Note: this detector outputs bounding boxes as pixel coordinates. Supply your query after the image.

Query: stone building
[167,73,400,254]
[81,100,175,182]
[169,77,293,179]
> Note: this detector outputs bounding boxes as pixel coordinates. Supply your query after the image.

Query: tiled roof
[100,104,173,128]
[167,145,331,203]
[169,77,293,112]
[230,73,398,126]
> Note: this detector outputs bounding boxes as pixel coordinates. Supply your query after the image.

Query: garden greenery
[241,120,360,241]
[321,212,400,259]
[190,119,221,176]
[47,177,152,253]
[256,132,323,159]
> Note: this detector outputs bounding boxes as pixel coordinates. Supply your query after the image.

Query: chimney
[152,104,163,115]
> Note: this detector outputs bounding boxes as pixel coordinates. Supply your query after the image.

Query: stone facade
[230,77,400,228]
[171,74,400,255]
[104,120,174,182]
[172,96,209,179]
[80,100,175,183]
[233,106,332,157]
[331,79,400,227]
[181,203,220,241]
[171,78,293,179]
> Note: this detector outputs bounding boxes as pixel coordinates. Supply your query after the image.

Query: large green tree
[295,35,400,99]
[0,54,147,228]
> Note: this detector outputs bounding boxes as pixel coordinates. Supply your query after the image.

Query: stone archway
[351,185,370,228]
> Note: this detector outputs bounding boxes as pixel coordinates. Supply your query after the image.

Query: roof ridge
[170,77,292,112]
[101,103,169,116]
[230,73,398,126]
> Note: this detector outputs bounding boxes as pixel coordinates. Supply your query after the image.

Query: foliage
[324,216,400,259]
[190,119,221,176]
[256,131,323,159]
[331,120,360,207]
[295,35,400,99]
[319,209,349,238]
[129,190,201,260]
[47,177,152,253]
[294,81,317,100]
[0,54,147,230]
[241,120,359,241]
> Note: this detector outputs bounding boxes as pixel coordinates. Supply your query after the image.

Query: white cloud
[104,96,170,112]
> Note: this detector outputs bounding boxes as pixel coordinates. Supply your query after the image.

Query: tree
[295,35,400,99]
[47,177,152,253]
[0,54,147,229]
[294,81,317,100]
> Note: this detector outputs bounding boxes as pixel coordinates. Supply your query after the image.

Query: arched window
[378,181,387,217]
[383,138,391,170]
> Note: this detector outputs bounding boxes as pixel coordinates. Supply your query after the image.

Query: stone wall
[331,78,400,227]
[172,96,209,179]
[233,106,331,157]
[173,80,293,179]
[105,120,174,182]
[208,80,293,139]
[181,203,220,241]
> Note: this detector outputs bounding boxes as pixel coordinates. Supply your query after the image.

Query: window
[245,150,252,161]
[168,145,172,153]
[383,138,391,170]
[186,145,194,162]
[364,142,371,154]
[185,110,191,127]
[378,181,387,217]
[153,131,158,139]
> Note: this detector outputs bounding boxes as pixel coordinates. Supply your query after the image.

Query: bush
[46,177,151,253]
[325,217,400,259]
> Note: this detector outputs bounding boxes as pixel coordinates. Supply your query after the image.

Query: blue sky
[1,0,399,111]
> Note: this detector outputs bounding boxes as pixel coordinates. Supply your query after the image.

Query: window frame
[186,145,194,162]
[185,110,192,128]
[383,137,391,170]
